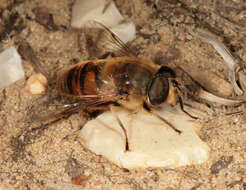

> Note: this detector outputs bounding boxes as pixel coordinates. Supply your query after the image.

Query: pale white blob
[71,0,136,44]
[80,105,210,169]
[0,47,24,89]
[111,22,136,44]
[71,0,123,28]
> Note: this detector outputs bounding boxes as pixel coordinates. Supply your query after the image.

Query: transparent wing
[26,93,123,127]
[83,20,137,59]
[26,96,81,125]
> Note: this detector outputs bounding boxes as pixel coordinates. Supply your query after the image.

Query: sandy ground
[0,0,246,189]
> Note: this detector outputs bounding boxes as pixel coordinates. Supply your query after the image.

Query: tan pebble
[26,73,47,95]
[72,174,91,186]
[178,31,186,41]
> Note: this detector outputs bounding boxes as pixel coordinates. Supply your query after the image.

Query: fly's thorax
[104,59,156,97]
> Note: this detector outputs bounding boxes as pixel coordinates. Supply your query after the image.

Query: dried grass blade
[191,29,243,95]
[197,88,245,106]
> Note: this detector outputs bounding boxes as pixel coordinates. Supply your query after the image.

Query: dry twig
[191,28,244,96]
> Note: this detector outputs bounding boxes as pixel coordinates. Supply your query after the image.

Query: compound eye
[148,75,169,106]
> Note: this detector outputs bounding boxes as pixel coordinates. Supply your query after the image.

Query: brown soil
[1,0,246,189]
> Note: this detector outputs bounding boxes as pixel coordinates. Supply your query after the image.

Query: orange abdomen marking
[83,71,98,95]
[57,62,101,98]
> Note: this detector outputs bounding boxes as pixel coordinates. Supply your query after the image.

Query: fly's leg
[143,102,182,134]
[178,97,198,120]
[110,106,129,151]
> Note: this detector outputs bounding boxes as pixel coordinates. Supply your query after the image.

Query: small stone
[110,22,136,44]
[178,31,186,41]
[71,0,123,28]
[71,0,136,44]
[71,174,90,186]
[33,7,57,30]
[0,47,24,89]
[186,34,193,40]
[210,156,233,174]
[26,73,47,95]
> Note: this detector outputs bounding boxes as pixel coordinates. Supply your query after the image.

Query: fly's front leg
[109,105,129,151]
[143,102,182,134]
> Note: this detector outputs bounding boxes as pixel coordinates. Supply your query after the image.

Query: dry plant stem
[183,101,213,117]
[177,64,244,106]
[102,0,113,13]
[238,71,246,92]
[197,88,245,106]
[18,41,49,79]
[175,62,233,98]
[191,28,243,95]
[229,69,243,95]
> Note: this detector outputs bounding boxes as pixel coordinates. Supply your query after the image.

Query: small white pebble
[71,0,123,28]
[26,73,47,95]
[0,47,24,89]
[18,135,24,142]
[186,34,193,40]
[111,22,136,44]
[71,0,136,44]
[84,169,91,176]
[233,117,239,124]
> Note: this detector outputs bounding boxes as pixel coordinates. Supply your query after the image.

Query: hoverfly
[30,21,196,151]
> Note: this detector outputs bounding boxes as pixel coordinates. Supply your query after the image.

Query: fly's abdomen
[57,62,101,98]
